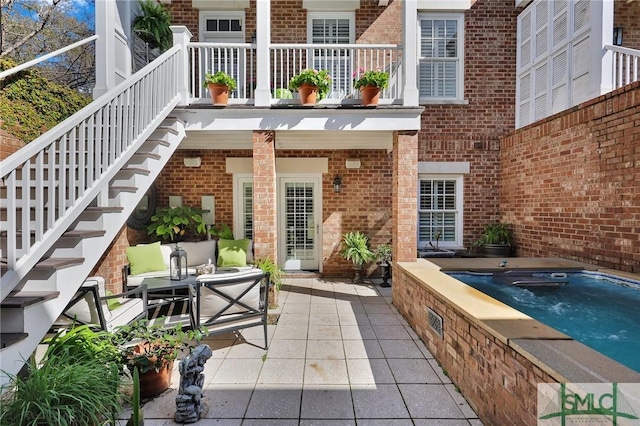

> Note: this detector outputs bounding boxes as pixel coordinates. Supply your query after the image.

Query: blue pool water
[448,271,640,372]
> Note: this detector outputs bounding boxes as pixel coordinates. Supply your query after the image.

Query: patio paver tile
[346,358,395,384]
[280,302,311,314]
[304,359,349,385]
[300,384,354,419]
[340,324,376,340]
[445,383,480,419]
[310,303,338,314]
[398,384,466,418]
[272,324,309,340]
[388,358,442,384]
[306,339,345,360]
[363,304,394,314]
[307,325,342,340]
[210,359,264,384]
[264,339,307,359]
[257,358,305,384]
[342,339,385,359]
[299,420,356,426]
[337,313,370,326]
[245,386,302,419]
[366,313,401,326]
[277,313,310,325]
[357,420,414,426]
[378,339,427,359]
[308,313,340,326]
[371,325,412,340]
[351,384,410,419]
[200,384,254,418]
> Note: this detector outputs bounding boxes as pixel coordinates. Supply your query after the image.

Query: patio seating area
[124,277,483,425]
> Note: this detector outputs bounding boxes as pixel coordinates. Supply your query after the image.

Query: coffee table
[142,275,198,299]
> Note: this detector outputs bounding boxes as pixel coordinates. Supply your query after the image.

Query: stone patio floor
[133,277,483,425]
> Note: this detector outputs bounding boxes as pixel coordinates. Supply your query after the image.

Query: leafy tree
[0,0,95,91]
[0,57,91,143]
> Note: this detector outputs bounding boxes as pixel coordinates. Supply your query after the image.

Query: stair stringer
[0,118,186,386]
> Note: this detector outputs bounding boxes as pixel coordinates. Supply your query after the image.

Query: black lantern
[333,176,342,193]
[170,244,188,281]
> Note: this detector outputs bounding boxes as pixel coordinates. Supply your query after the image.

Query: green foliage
[375,244,393,264]
[208,223,234,240]
[254,257,284,292]
[288,69,332,99]
[0,325,122,426]
[0,58,91,144]
[129,367,144,426]
[109,319,205,374]
[203,71,237,91]
[147,206,209,242]
[341,231,375,267]
[353,69,389,90]
[133,0,173,51]
[475,223,513,246]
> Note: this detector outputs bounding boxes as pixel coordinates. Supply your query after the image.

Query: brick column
[252,131,277,262]
[392,131,418,263]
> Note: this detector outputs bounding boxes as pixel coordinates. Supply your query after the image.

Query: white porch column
[93,0,116,99]
[171,26,193,106]
[254,0,272,106]
[403,0,419,106]
[591,0,615,97]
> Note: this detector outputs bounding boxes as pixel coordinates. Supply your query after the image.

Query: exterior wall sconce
[170,244,188,281]
[333,176,342,193]
[345,158,361,169]
[184,157,201,167]
[613,27,623,46]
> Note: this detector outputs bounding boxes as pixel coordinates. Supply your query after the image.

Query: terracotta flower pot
[137,360,174,398]
[360,85,381,106]
[297,83,318,105]
[207,83,230,106]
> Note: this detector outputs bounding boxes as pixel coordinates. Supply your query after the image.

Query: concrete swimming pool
[448,270,640,372]
[393,258,640,426]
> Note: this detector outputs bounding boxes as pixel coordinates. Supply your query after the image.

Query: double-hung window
[233,175,253,240]
[308,12,355,98]
[418,13,464,102]
[418,175,463,248]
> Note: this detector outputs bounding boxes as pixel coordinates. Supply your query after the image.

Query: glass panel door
[279,177,320,271]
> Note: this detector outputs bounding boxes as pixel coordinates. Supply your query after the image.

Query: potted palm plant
[288,69,332,105]
[353,69,389,106]
[341,231,375,283]
[475,223,513,257]
[375,243,392,287]
[133,0,172,52]
[203,71,237,106]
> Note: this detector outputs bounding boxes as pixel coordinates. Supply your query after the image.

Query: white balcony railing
[187,42,403,103]
[607,45,640,90]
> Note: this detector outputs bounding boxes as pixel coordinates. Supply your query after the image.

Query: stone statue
[175,344,213,423]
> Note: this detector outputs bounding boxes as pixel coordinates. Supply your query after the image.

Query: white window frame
[417,174,464,249]
[233,174,253,240]
[200,11,245,43]
[418,12,465,103]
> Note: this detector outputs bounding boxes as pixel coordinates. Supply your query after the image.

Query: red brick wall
[253,132,277,261]
[500,81,640,272]
[614,0,640,50]
[418,0,520,246]
[393,131,418,263]
[0,126,25,160]
[91,226,130,293]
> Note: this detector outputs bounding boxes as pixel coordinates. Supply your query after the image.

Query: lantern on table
[170,244,188,281]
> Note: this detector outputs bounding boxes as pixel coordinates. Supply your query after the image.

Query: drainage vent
[427,307,443,338]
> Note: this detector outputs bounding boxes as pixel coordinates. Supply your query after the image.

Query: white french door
[278,175,322,271]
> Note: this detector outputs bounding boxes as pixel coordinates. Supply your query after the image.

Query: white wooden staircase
[0,46,186,386]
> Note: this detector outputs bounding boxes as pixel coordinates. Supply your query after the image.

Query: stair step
[33,257,84,270]
[146,138,171,147]
[283,271,322,279]
[62,229,106,239]
[131,152,162,161]
[156,125,179,135]
[85,206,124,213]
[2,291,60,308]
[110,186,137,195]
[0,333,28,349]
[119,166,151,175]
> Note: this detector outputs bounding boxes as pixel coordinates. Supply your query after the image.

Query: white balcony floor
[122,277,483,425]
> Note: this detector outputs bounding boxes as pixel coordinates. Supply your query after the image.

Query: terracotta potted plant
[288,69,332,105]
[110,319,205,398]
[341,231,375,283]
[353,69,389,106]
[203,71,237,106]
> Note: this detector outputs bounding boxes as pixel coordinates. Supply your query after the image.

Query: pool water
[448,271,640,372]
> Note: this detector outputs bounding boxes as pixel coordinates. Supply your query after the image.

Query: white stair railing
[0,45,182,299]
[607,45,640,90]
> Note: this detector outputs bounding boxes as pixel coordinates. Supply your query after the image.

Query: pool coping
[397,258,640,384]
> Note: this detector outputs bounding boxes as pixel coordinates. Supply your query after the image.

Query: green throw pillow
[104,290,122,311]
[126,242,166,276]
[217,239,250,267]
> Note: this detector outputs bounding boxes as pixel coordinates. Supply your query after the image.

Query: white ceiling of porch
[178,130,394,151]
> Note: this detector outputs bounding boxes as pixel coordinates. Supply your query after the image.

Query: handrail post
[171,26,193,106]
[94,0,116,99]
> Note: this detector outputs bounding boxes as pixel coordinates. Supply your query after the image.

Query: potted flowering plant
[353,69,389,106]
[203,71,237,105]
[288,69,332,105]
